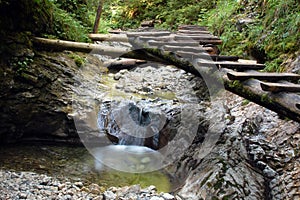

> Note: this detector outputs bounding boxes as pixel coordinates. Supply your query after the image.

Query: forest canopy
[0,0,299,71]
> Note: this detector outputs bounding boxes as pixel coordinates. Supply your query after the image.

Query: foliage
[200,0,300,71]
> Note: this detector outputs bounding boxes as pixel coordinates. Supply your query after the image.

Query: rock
[74,182,83,188]
[103,191,117,199]
[162,193,175,200]
[263,166,277,178]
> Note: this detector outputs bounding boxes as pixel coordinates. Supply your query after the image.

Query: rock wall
[176,92,300,200]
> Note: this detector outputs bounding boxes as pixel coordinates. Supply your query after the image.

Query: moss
[260,93,273,104]
[67,53,85,67]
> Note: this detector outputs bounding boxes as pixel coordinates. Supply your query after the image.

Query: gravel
[0,170,179,200]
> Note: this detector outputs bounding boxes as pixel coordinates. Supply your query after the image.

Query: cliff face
[0,33,106,143]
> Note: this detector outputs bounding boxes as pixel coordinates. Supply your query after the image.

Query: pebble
[0,170,178,200]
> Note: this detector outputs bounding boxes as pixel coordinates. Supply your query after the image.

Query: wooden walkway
[89,25,300,122]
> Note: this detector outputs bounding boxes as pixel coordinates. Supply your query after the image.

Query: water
[0,144,172,192]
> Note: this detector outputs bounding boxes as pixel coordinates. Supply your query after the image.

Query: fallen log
[88,34,129,42]
[33,37,130,56]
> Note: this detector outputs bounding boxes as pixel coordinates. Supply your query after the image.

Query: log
[260,81,300,93]
[33,37,130,56]
[227,71,300,82]
[198,61,265,70]
[104,58,147,70]
[88,34,129,42]
[223,77,300,122]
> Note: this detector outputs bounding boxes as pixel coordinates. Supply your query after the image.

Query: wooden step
[89,34,128,42]
[199,40,223,45]
[198,61,265,70]
[177,30,211,34]
[176,51,239,61]
[136,36,174,42]
[260,82,300,93]
[178,25,208,31]
[147,41,199,47]
[126,31,171,37]
[175,35,219,41]
[227,71,300,82]
[163,45,214,53]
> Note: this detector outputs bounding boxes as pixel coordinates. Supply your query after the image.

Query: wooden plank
[175,35,219,41]
[163,45,214,53]
[89,33,129,42]
[223,77,300,122]
[136,36,174,42]
[126,31,171,37]
[104,58,147,70]
[199,40,223,45]
[177,30,211,34]
[176,51,239,61]
[198,61,265,70]
[227,71,300,82]
[147,40,199,47]
[260,82,300,93]
[178,25,208,31]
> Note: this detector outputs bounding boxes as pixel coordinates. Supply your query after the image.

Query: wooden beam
[136,36,174,42]
[260,82,300,93]
[126,31,171,37]
[175,52,239,61]
[224,77,300,122]
[88,34,129,42]
[147,41,200,47]
[175,35,219,41]
[199,40,223,45]
[33,37,129,56]
[163,45,214,53]
[177,30,211,34]
[104,58,147,70]
[178,25,208,31]
[227,71,300,82]
[197,61,265,70]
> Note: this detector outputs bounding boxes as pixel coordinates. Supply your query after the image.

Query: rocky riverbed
[0,34,299,199]
[0,170,177,200]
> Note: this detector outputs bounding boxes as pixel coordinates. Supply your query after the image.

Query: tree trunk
[93,0,104,33]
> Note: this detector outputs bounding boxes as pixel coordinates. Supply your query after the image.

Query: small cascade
[97,100,170,149]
